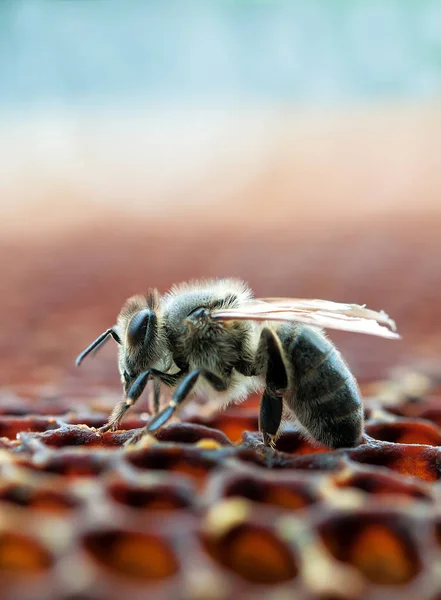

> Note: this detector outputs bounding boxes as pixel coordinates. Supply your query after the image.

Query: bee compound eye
[126,309,155,347]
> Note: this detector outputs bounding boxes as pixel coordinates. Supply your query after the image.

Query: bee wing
[212,298,400,339]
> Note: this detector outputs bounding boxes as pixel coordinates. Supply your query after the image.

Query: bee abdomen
[283,326,363,449]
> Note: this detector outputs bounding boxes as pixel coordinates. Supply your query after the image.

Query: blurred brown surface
[1,210,440,393]
[0,103,440,391]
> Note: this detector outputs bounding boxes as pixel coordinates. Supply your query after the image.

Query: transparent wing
[212,298,400,339]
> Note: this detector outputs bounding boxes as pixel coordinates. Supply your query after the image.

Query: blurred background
[1,0,440,401]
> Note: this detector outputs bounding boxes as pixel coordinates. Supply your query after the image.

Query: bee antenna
[75,327,121,367]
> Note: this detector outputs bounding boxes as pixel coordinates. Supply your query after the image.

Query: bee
[76,278,399,448]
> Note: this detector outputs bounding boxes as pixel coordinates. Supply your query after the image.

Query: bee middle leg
[255,328,288,447]
[124,369,229,445]
[100,369,183,433]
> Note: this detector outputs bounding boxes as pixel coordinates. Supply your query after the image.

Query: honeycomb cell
[195,438,223,450]
[0,416,59,439]
[154,422,231,446]
[275,451,343,472]
[198,412,258,443]
[23,453,109,477]
[0,485,78,512]
[274,431,330,455]
[350,445,441,482]
[386,397,441,426]
[319,514,422,585]
[0,532,53,574]
[203,523,297,584]
[83,530,179,581]
[419,411,441,431]
[107,480,194,511]
[26,426,111,448]
[2,361,441,597]
[365,421,441,446]
[333,471,431,503]
[223,476,315,510]
[127,446,220,487]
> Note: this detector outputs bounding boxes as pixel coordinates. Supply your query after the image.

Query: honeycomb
[0,368,439,600]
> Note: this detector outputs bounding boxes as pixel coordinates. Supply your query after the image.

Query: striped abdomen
[278,324,363,448]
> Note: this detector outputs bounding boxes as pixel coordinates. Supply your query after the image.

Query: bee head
[117,290,163,383]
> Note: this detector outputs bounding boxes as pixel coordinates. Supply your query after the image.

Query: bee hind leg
[259,391,283,448]
[255,328,288,448]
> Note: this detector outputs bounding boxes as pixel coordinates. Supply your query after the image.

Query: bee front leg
[124,369,229,446]
[99,398,133,434]
[100,369,184,434]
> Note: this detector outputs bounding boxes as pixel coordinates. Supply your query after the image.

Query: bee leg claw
[98,423,117,433]
[262,432,272,445]
[262,432,277,449]
[124,429,154,447]
[123,433,141,446]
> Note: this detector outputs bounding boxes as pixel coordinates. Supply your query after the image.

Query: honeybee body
[140,280,362,447]
[275,323,363,448]
[76,278,397,448]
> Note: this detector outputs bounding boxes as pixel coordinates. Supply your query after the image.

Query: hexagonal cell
[0,532,53,574]
[107,480,194,511]
[0,416,59,439]
[274,451,343,472]
[154,422,231,446]
[0,484,79,512]
[350,445,441,482]
[203,523,297,584]
[386,398,441,427]
[333,471,431,503]
[365,421,441,446]
[318,514,422,585]
[274,431,330,455]
[23,453,110,477]
[126,447,220,487]
[22,426,114,448]
[222,475,315,510]
[83,530,179,581]
[197,413,258,443]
